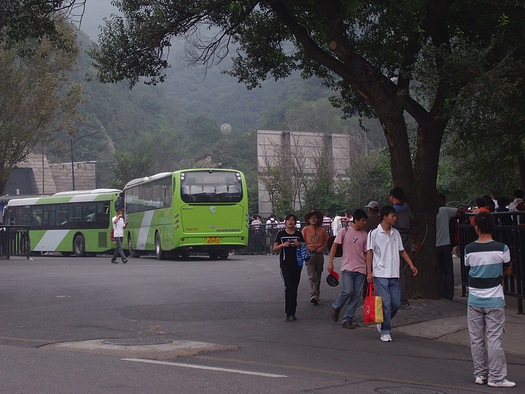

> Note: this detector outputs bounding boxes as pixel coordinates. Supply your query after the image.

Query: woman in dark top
[273,213,304,321]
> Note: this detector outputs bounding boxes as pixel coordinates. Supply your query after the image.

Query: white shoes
[377,324,392,341]
[475,376,487,385]
[487,379,516,388]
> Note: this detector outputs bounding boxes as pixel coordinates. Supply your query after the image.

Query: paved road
[1,254,524,393]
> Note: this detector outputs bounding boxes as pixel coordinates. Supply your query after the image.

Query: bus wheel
[218,250,229,259]
[209,252,219,260]
[155,233,165,260]
[128,235,138,258]
[73,234,86,257]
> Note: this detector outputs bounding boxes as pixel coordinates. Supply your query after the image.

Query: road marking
[122,358,287,378]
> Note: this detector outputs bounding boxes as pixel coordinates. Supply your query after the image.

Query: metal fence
[458,212,525,314]
[0,226,31,259]
[237,224,335,255]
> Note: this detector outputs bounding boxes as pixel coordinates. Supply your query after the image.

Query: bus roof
[124,169,242,190]
[7,189,122,206]
[53,189,121,196]
[124,172,173,189]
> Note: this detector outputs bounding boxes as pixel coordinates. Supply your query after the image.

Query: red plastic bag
[110,229,115,242]
[363,283,384,324]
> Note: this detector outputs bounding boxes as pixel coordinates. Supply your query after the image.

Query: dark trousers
[436,244,454,300]
[112,237,126,261]
[280,263,303,316]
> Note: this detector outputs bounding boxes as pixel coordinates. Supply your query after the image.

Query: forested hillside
[45,24,385,205]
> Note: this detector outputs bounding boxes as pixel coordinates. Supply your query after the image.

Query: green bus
[124,169,249,260]
[4,189,123,256]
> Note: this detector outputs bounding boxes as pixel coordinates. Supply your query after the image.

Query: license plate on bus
[206,237,221,244]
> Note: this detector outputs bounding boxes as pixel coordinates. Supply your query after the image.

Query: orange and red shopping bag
[363,283,384,324]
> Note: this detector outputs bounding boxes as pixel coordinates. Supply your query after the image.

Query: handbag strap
[366,282,374,297]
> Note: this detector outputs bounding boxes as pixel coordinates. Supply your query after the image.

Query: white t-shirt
[112,216,126,237]
[367,225,404,278]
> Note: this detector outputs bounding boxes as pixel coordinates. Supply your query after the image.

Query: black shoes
[122,259,128,264]
[331,307,341,322]
[111,259,117,264]
[310,296,319,305]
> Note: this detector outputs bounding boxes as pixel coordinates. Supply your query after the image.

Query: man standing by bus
[111,208,128,264]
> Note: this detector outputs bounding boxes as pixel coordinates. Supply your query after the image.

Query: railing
[458,212,525,314]
[237,224,334,255]
[0,226,31,259]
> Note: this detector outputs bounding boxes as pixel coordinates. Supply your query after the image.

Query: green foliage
[0,19,83,195]
[110,151,153,190]
[337,149,392,212]
[0,1,85,50]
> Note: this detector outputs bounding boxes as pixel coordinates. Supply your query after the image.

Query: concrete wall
[7,152,96,197]
[257,130,351,218]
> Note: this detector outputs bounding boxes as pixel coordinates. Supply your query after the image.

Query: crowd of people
[253,187,524,388]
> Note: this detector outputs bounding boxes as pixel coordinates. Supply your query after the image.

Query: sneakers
[487,379,516,388]
[111,259,118,264]
[122,259,128,264]
[400,301,410,309]
[310,296,319,305]
[475,376,487,385]
[380,334,392,342]
[342,321,357,329]
[331,307,340,322]
[284,314,297,322]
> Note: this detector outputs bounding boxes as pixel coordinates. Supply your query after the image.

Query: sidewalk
[390,273,525,358]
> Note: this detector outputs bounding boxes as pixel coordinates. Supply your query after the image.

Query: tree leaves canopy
[0,19,83,195]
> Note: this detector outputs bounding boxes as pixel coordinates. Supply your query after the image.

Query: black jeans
[280,263,302,316]
[436,244,454,300]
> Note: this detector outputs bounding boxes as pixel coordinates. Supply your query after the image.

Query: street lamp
[70,130,98,190]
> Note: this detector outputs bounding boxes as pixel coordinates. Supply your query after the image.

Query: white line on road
[122,358,287,378]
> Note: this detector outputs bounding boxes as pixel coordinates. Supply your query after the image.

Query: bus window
[31,207,43,226]
[82,202,97,228]
[16,207,31,226]
[69,204,82,228]
[42,205,56,227]
[57,205,69,226]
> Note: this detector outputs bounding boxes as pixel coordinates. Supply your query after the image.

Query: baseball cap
[326,268,339,287]
[366,201,379,209]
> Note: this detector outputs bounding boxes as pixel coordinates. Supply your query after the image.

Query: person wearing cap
[366,206,418,342]
[302,210,329,305]
[273,213,305,322]
[328,209,368,329]
[365,201,381,232]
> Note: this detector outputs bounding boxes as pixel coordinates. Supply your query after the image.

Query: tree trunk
[382,116,443,299]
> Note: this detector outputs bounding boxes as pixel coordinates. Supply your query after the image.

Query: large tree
[91,1,525,298]
[0,1,85,46]
[0,19,83,195]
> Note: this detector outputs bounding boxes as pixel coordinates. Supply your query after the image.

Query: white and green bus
[4,189,123,256]
[124,169,249,260]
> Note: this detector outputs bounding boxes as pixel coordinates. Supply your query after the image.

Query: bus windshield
[180,171,243,203]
